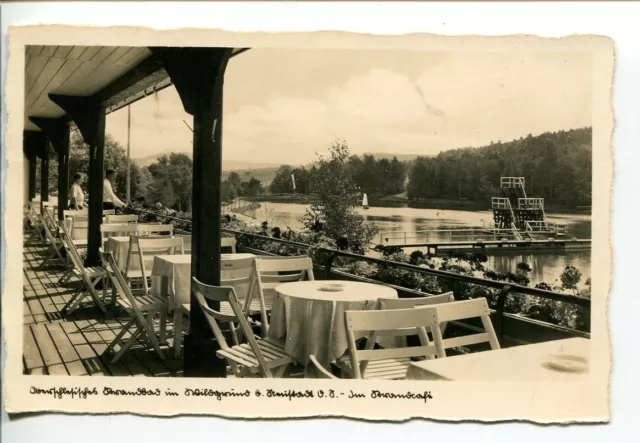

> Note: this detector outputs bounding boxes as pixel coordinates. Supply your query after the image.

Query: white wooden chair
[105,214,138,224]
[100,223,139,244]
[25,203,47,245]
[125,236,184,295]
[414,298,501,358]
[58,227,107,315]
[309,354,338,379]
[173,256,256,359]
[57,224,87,284]
[192,277,293,378]
[101,251,167,363]
[343,307,437,379]
[249,256,314,337]
[376,292,455,345]
[221,237,237,253]
[135,223,173,236]
[38,208,67,269]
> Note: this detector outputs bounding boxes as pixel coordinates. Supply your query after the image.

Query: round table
[268,280,398,368]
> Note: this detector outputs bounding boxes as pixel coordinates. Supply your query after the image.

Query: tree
[42,132,151,203]
[302,140,378,253]
[269,165,295,194]
[147,153,193,211]
[241,177,264,196]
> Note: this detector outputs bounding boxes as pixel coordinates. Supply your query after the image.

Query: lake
[247,202,592,288]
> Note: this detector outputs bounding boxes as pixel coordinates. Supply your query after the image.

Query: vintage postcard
[3,25,613,421]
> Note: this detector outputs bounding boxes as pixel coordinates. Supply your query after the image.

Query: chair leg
[159,306,167,345]
[140,316,165,360]
[106,318,136,354]
[63,288,87,315]
[173,308,183,359]
[111,329,142,363]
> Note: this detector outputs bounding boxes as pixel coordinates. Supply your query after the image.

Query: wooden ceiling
[24,46,155,131]
[24,46,248,132]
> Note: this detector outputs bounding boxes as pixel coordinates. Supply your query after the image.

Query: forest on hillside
[407,127,592,207]
[36,127,592,211]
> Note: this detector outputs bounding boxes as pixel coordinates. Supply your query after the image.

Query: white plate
[318,283,345,292]
[545,354,588,373]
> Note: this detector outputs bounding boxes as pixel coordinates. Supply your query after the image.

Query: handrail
[127,207,591,308]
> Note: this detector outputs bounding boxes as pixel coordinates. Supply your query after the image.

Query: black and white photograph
[3,25,613,421]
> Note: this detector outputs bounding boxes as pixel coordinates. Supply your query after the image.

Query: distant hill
[363,152,433,162]
[133,151,281,171]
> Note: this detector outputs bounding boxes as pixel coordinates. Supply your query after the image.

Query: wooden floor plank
[30,324,67,375]
[73,319,131,377]
[22,230,185,378]
[23,325,46,374]
[45,323,88,376]
[60,321,108,376]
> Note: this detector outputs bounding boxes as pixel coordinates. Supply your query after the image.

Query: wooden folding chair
[414,298,501,358]
[342,307,438,379]
[105,214,138,224]
[249,256,314,337]
[38,209,67,269]
[376,292,455,345]
[101,251,167,363]
[221,237,237,253]
[193,277,293,378]
[58,228,107,315]
[125,236,184,295]
[173,255,256,359]
[309,354,338,379]
[100,223,138,245]
[57,223,87,284]
[25,204,47,246]
[135,223,173,236]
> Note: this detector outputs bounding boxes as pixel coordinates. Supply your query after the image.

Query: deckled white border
[1,2,637,441]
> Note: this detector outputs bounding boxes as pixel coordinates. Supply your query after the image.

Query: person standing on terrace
[103,169,126,210]
[69,173,85,210]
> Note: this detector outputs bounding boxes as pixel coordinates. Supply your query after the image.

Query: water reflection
[249,202,591,286]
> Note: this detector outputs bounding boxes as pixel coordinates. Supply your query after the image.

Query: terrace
[21,45,591,380]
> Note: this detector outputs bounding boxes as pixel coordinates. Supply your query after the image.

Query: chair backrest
[414,298,500,357]
[103,209,116,215]
[375,292,455,339]
[192,277,274,377]
[100,223,139,243]
[135,236,184,276]
[178,234,192,253]
[135,223,174,236]
[378,292,455,310]
[309,355,338,379]
[220,256,256,300]
[63,209,88,218]
[59,227,90,282]
[105,214,138,224]
[344,307,437,379]
[254,256,315,290]
[221,237,237,253]
[101,251,145,318]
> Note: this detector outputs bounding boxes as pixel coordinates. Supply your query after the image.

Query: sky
[106,48,592,166]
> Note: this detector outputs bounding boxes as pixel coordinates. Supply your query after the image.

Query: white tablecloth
[268,280,398,368]
[406,337,590,381]
[150,253,257,310]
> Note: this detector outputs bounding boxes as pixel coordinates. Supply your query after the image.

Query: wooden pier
[389,238,591,255]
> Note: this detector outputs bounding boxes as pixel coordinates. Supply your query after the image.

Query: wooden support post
[49,94,106,266]
[30,117,71,220]
[151,47,233,378]
[24,131,47,204]
[23,133,39,201]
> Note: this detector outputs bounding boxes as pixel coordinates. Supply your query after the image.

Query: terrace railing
[127,207,591,345]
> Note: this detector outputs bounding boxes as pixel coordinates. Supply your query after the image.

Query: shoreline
[244,195,592,215]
